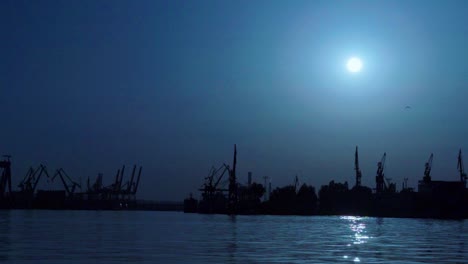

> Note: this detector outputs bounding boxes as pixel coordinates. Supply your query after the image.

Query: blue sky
[2,0,468,200]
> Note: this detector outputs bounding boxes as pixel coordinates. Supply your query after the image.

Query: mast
[458,149,467,187]
[355,146,362,188]
[228,144,237,214]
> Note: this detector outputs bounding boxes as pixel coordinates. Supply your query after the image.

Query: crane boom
[61,169,80,193]
[213,164,229,188]
[52,168,80,196]
[133,166,142,194]
[113,169,120,191]
[18,167,35,191]
[127,165,137,193]
[118,165,125,192]
[375,152,386,193]
[423,153,433,183]
[33,165,49,192]
[55,169,71,194]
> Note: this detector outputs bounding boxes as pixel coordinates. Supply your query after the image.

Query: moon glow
[346,57,363,73]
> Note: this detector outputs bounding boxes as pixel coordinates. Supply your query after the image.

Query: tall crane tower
[355,146,362,188]
[375,153,386,193]
[457,149,467,187]
[423,153,433,183]
[228,144,237,214]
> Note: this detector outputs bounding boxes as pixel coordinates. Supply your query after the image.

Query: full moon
[346,57,363,73]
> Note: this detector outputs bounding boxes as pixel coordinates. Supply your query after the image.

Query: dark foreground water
[0,210,466,263]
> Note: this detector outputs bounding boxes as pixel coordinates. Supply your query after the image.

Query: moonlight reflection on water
[0,211,465,263]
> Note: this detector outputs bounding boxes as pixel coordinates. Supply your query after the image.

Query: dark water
[0,210,466,263]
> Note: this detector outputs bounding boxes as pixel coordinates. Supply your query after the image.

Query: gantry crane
[86,165,142,200]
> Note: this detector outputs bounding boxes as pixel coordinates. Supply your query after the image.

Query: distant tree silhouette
[237,182,265,214]
[266,185,296,214]
[296,184,318,215]
[265,184,317,215]
[318,181,350,215]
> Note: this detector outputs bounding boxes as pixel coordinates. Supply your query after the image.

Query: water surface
[0,210,466,263]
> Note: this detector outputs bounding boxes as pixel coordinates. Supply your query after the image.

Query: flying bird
[404,106,411,110]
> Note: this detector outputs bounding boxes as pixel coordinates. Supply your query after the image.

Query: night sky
[2,1,468,201]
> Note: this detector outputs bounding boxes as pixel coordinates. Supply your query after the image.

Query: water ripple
[0,211,466,263]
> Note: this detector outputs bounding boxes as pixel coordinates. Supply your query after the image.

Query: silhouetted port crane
[458,149,467,187]
[113,165,125,195]
[199,164,230,200]
[18,164,49,194]
[52,168,81,197]
[123,165,137,194]
[87,173,104,193]
[86,165,142,200]
[423,153,433,183]
[375,153,387,193]
[355,146,362,188]
[133,166,142,195]
[121,165,142,200]
[0,155,12,198]
[198,145,237,213]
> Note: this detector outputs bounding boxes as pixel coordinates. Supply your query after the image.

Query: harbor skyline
[2,1,468,201]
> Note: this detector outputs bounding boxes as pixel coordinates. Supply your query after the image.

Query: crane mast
[423,153,433,183]
[458,149,467,187]
[355,146,362,188]
[228,144,237,214]
[375,152,386,193]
